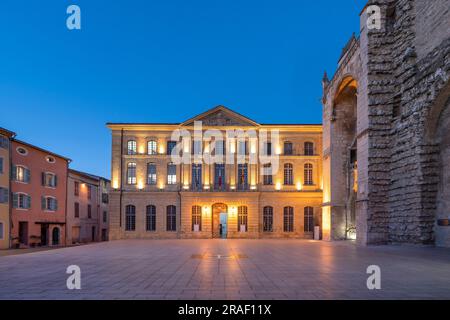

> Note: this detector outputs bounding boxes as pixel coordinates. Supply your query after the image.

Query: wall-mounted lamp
[202,206,211,215]
[275,182,281,191]
[203,184,210,190]
[296,182,302,191]
[138,181,144,190]
[229,206,237,216]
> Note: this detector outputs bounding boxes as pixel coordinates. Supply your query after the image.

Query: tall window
[125,205,136,231]
[146,205,156,232]
[167,163,177,185]
[192,164,202,190]
[214,164,225,190]
[127,140,137,155]
[147,163,157,185]
[192,140,202,155]
[103,211,107,223]
[147,140,157,155]
[166,205,176,231]
[42,172,57,188]
[238,206,248,232]
[13,193,31,209]
[304,207,314,232]
[263,164,273,185]
[238,140,248,155]
[0,187,8,204]
[87,204,92,218]
[42,197,57,211]
[0,222,3,240]
[13,165,30,183]
[0,136,8,149]
[87,185,92,199]
[263,142,272,155]
[215,139,225,156]
[74,181,79,196]
[237,164,248,190]
[284,206,294,232]
[304,142,314,156]
[284,163,293,185]
[74,202,79,218]
[284,142,293,155]
[263,206,273,232]
[192,206,202,231]
[0,157,3,174]
[167,141,177,155]
[304,163,313,185]
[127,163,137,185]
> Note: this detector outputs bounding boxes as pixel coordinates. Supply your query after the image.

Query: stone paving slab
[0,239,449,300]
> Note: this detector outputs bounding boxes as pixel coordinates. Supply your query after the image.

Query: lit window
[304,163,313,185]
[127,163,137,185]
[192,206,202,232]
[263,164,273,185]
[125,205,136,231]
[238,206,248,232]
[284,163,293,185]
[147,163,157,185]
[167,163,177,185]
[13,165,30,183]
[284,206,294,232]
[127,140,137,155]
[147,140,157,155]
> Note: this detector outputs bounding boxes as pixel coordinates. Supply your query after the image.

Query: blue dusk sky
[0,1,363,178]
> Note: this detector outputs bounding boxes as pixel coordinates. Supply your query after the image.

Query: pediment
[181,106,259,127]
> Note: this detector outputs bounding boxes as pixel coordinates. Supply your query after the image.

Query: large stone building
[66,169,110,244]
[108,106,323,239]
[322,0,450,247]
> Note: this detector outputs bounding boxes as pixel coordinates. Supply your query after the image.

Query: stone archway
[212,203,228,238]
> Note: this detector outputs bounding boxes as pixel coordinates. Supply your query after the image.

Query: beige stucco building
[108,106,323,239]
[66,169,110,244]
[0,128,15,249]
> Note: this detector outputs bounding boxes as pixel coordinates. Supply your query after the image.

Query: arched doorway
[212,203,228,239]
[52,227,60,246]
[332,76,358,240]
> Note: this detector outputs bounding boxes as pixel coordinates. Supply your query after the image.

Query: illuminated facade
[108,106,323,239]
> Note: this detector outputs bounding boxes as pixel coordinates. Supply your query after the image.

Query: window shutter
[41,172,45,186]
[41,196,46,210]
[54,175,58,187]
[54,199,58,211]
[25,169,31,183]
[26,195,31,209]
[12,193,18,208]
[11,165,16,180]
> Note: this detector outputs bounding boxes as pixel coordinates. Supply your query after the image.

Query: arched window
[167,163,177,185]
[284,163,293,185]
[166,205,176,231]
[283,206,294,232]
[147,163,157,185]
[263,164,273,185]
[148,140,157,155]
[284,141,293,155]
[304,163,313,185]
[263,206,273,232]
[304,207,314,232]
[125,205,136,231]
[192,206,202,232]
[304,142,314,156]
[127,140,137,155]
[127,163,137,185]
[238,206,248,232]
[146,205,156,232]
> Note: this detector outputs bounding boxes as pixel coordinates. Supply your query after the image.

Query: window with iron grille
[166,205,176,231]
[125,205,136,231]
[263,206,273,232]
[284,163,293,185]
[304,163,313,185]
[192,164,202,190]
[283,206,294,232]
[127,163,137,185]
[263,164,273,185]
[147,140,157,155]
[192,205,202,231]
[167,163,177,185]
[304,142,314,156]
[238,206,248,232]
[238,164,248,190]
[146,205,156,232]
[304,207,314,232]
[147,163,157,185]
[127,140,137,155]
[284,142,293,155]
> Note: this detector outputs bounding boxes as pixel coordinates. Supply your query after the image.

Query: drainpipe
[119,129,124,228]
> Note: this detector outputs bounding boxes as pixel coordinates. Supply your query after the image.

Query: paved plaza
[0,239,449,300]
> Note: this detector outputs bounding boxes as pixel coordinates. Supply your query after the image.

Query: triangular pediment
[181,106,259,127]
